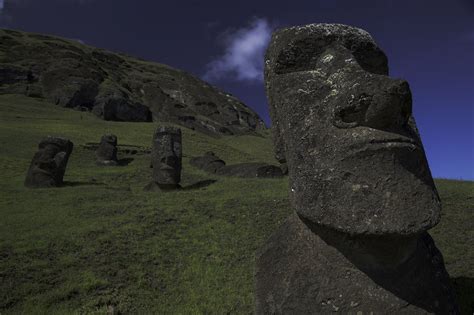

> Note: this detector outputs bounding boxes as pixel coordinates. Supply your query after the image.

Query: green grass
[0,94,473,314]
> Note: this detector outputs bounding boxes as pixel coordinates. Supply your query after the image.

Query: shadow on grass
[452,276,474,314]
[182,179,217,190]
[62,181,105,187]
[118,158,134,166]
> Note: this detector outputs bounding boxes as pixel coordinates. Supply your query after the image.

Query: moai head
[96,134,118,163]
[265,24,440,236]
[152,126,182,188]
[25,136,74,188]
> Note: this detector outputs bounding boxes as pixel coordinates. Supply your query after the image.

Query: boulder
[189,151,226,173]
[190,151,283,178]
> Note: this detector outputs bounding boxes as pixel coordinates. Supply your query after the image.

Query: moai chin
[149,126,182,190]
[24,136,74,188]
[255,23,459,314]
[96,134,118,166]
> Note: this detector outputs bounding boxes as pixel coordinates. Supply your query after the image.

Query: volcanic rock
[0,28,265,135]
[189,151,226,174]
[190,151,283,178]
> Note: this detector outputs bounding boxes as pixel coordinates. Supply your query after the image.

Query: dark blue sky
[1,0,473,180]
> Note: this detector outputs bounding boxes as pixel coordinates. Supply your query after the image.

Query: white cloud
[203,18,273,83]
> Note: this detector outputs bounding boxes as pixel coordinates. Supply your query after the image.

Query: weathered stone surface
[149,126,182,190]
[265,23,440,236]
[255,213,458,315]
[24,136,73,188]
[189,151,226,174]
[216,162,283,178]
[257,23,458,314]
[0,28,265,135]
[96,134,118,166]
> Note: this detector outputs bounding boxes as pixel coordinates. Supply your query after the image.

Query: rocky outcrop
[24,136,74,188]
[0,28,265,135]
[256,23,459,314]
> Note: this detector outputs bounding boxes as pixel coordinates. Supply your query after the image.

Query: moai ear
[272,120,286,164]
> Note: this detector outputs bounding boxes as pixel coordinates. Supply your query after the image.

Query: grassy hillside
[0,94,473,314]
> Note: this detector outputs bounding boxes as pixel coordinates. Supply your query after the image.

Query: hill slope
[0,94,473,314]
[0,28,265,135]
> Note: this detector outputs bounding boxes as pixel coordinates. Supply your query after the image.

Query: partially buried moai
[146,126,182,190]
[96,134,118,166]
[255,23,459,314]
[25,136,74,188]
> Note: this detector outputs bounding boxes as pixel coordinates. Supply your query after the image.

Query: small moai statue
[146,126,182,191]
[255,23,459,314]
[96,134,118,166]
[24,136,74,188]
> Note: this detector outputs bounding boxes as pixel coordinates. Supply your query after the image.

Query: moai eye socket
[347,41,389,75]
[273,39,327,74]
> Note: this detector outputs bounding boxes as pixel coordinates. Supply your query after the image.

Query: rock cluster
[24,136,73,188]
[190,152,283,178]
[146,126,182,191]
[95,134,118,166]
[255,23,459,314]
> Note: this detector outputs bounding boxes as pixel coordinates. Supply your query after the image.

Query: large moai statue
[255,23,459,314]
[146,126,182,190]
[24,136,74,188]
[96,134,118,166]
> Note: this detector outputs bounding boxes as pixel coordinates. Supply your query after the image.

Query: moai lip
[24,136,74,188]
[96,134,118,166]
[265,23,441,236]
[150,126,182,188]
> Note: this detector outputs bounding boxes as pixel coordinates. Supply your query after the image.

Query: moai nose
[161,155,178,167]
[364,79,412,131]
[333,79,412,131]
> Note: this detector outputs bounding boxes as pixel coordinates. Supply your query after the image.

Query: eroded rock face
[24,136,73,188]
[96,134,118,166]
[148,126,182,190]
[0,29,265,135]
[256,23,458,314]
